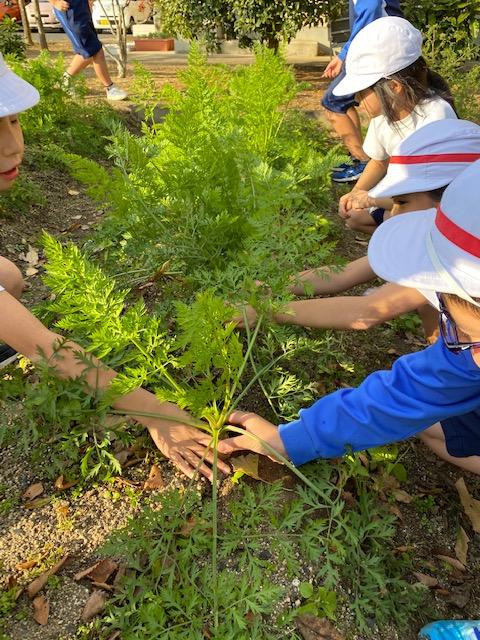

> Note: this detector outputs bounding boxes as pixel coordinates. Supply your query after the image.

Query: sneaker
[61,72,76,97]
[419,620,480,640]
[106,84,128,101]
[332,161,353,172]
[0,344,18,369]
[332,161,367,183]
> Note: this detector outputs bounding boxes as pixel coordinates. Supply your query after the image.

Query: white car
[91,0,152,32]
[26,0,62,30]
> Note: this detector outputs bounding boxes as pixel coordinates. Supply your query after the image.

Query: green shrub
[423,26,480,122]
[0,16,26,58]
[6,51,118,158]
[405,0,480,50]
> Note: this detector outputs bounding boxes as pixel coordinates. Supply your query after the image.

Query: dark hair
[373,56,457,125]
[427,185,448,203]
[442,293,480,319]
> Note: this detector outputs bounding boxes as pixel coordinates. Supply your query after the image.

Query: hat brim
[0,67,40,118]
[370,176,449,199]
[332,71,383,97]
[368,209,449,292]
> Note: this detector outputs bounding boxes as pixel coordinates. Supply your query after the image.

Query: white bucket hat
[370,120,480,199]
[333,17,423,97]
[0,52,39,117]
[368,160,480,303]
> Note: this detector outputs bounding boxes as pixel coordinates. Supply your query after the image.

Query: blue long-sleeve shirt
[338,0,404,61]
[279,338,480,466]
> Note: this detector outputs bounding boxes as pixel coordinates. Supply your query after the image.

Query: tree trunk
[18,0,34,46]
[32,0,49,50]
[99,0,127,78]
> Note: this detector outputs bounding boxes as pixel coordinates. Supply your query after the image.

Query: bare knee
[0,257,25,299]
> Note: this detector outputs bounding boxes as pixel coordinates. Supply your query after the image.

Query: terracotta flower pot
[133,37,175,52]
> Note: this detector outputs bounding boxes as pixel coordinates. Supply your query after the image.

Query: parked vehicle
[0,0,22,22]
[26,0,61,29]
[91,0,152,32]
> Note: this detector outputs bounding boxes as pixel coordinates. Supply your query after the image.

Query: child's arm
[237,284,428,330]
[218,339,480,464]
[0,291,229,480]
[290,256,375,296]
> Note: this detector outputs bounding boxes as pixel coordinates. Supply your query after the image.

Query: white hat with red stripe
[333,17,422,97]
[0,52,39,118]
[368,160,480,302]
[370,120,480,198]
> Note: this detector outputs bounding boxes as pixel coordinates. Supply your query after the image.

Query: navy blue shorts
[441,409,480,458]
[54,0,102,59]
[370,208,385,226]
[321,67,357,114]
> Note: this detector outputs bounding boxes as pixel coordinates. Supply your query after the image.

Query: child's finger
[217,435,259,455]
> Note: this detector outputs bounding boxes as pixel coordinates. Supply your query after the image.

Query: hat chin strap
[426,232,480,308]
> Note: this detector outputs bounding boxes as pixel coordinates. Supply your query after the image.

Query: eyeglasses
[437,293,480,354]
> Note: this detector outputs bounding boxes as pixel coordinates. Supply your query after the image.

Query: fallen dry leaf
[143,464,165,491]
[413,572,439,588]
[393,489,413,504]
[25,267,39,277]
[295,614,345,640]
[436,554,466,573]
[455,527,469,566]
[74,559,118,584]
[68,189,80,196]
[389,504,403,520]
[23,483,44,501]
[54,475,77,491]
[113,449,131,466]
[32,595,49,625]
[81,590,108,622]
[455,478,480,534]
[27,555,69,598]
[231,454,260,480]
[19,246,39,266]
[90,581,114,592]
[113,564,126,592]
[24,497,53,510]
[16,559,38,571]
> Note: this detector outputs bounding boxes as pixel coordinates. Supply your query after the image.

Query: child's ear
[387,79,403,95]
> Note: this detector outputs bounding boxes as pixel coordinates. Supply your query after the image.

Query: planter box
[133,37,175,52]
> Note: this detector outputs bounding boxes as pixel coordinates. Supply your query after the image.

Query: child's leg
[345,209,379,235]
[66,53,92,77]
[419,423,480,475]
[0,257,24,300]
[290,255,375,296]
[91,48,114,87]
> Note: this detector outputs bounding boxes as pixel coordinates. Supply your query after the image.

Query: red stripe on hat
[390,153,480,165]
[435,206,480,258]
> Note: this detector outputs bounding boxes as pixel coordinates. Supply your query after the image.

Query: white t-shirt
[363,97,457,161]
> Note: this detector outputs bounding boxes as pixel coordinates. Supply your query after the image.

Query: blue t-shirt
[338,0,404,61]
[279,338,480,466]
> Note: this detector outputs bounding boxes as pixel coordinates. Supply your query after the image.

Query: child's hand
[51,0,69,10]
[338,191,355,218]
[232,304,258,329]
[144,405,231,481]
[217,410,288,462]
[323,56,343,79]
[348,189,374,211]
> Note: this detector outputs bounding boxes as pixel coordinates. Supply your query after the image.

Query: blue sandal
[419,621,480,639]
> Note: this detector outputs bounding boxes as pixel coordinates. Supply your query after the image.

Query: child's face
[445,297,480,345]
[391,192,438,216]
[0,115,24,192]
[356,87,382,118]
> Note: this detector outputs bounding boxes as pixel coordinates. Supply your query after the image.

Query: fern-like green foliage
[66,45,343,305]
